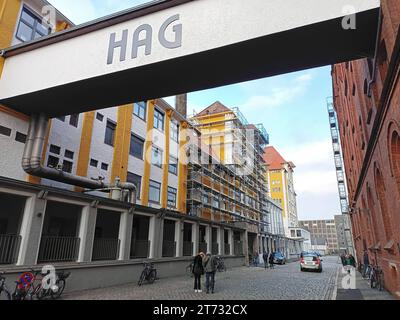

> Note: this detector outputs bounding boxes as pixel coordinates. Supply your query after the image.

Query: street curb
[331,266,340,300]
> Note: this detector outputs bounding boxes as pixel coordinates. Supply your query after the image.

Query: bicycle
[26,269,70,300]
[216,256,226,272]
[0,271,34,300]
[186,262,194,278]
[138,262,157,286]
[0,272,12,300]
[370,265,384,291]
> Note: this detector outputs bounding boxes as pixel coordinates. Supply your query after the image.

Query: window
[63,160,73,173]
[101,163,109,171]
[130,134,144,159]
[69,114,79,127]
[149,180,161,203]
[47,155,59,168]
[56,116,65,122]
[90,159,98,167]
[65,150,74,160]
[15,132,27,143]
[96,113,104,122]
[169,156,178,175]
[212,195,220,209]
[49,144,61,155]
[0,125,12,137]
[296,230,302,237]
[16,7,51,42]
[152,146,163,168]
[127,172,141,199]
[167,187,177,208]
[133,101,147,120]
[171,121,179,142]
[154,109,164,131]
[105,120,116,146]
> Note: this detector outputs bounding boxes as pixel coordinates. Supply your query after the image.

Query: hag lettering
[107,14,182,65]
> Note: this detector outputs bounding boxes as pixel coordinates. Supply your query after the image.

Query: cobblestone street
[63,256,339,300]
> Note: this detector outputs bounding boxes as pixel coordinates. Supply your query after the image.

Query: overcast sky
[49,0,342,220]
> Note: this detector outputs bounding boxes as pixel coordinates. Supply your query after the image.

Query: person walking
[268,251,275,269]
[263,251,269,270]
[192,252,205,293]
[203,253,217,294]
[362,250,370,278]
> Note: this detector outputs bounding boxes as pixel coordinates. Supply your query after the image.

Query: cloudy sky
[49,0,342,220]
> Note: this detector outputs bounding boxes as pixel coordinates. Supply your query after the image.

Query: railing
[162,241,176,257]
[199,242,207,254]
[212,243,219,255]
[183,241,193,256]
[0,234,21,265]
[224,244,231,255]
[130,240,150,259]
[234,241,243,256]
[38,236,80,263]
[92,238,120,261]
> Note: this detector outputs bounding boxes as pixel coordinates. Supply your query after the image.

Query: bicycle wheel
[370,273,377,289]
[51,279,66,300]
[147,270,157,284]
[378,272,384,291]
[138,271,146,286]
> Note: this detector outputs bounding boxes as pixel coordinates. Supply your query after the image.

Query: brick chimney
[176,94,187,118]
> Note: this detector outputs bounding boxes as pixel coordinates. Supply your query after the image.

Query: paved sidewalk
[334,266,395,300]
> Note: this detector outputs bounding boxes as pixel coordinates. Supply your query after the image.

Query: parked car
[273,252,286,265]
[300,253,323,272]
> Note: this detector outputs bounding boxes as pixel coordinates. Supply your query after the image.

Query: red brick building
[332,0,400,298]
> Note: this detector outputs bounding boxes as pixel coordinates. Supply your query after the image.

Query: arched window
[374,166,393,241]
[389,129,400,192]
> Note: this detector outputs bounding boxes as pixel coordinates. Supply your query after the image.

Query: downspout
[22,114,137,202]
[367,6,383,97]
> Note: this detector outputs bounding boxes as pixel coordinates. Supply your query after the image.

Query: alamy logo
[341,266,356,289]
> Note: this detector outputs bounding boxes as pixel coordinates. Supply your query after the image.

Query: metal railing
[198,242,207,254]
[162,241,176,257]
[212,243,219,255]
[38,235,80,263]
[183,241,193,256]
[224,243,231,255]
[92,238,120,261]
[234,241,243,256]
[0,234,21,265]
[130,240,150,259]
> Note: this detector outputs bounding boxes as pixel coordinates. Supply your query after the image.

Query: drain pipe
[22,114,137,202]
[367,6,383,97]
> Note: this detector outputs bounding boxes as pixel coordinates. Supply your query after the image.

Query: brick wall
[332,0,400,298]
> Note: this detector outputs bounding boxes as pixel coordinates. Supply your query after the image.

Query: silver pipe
[22,114,109,190]
[368,6,383,97]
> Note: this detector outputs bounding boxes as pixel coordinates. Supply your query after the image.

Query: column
[17,196,46,266]
[243,230,249,266]
[218,227,224,255]
[229,229,234,256]
[77,205,97,262]
[206,225,212,254]
[118,210,133,261]
[175,220,183,257]
[149,216,164,259]
[193,222,199,255]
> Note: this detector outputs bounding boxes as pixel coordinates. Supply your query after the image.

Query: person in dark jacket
[192,252,205,293]
[269,252,275,269]
[263,251,269,270]
[362,250,370,278]
[203,253,217,294]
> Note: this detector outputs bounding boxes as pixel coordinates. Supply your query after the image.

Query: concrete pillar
[149,216,164,258]
[77,206,97,262]
[243,230,249,266]
[17,196,46,266]
[118,210,133,261]
[229,229,234,256]
[206,225,212,254]
[175,220,183,257]
[218,227,224,255]
[193,222,199,255]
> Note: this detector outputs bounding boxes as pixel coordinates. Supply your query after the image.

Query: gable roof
[196,101,232,117]
[263,146,295,170]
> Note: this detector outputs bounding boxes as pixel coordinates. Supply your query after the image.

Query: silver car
[300,253,323,272]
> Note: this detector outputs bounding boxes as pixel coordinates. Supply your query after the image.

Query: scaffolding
[327,97,355,255]
[187,107,270,231]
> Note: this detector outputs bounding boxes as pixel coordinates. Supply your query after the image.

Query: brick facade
[332,0,400,298]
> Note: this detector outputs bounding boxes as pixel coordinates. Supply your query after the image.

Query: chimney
[176,94,187,118]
